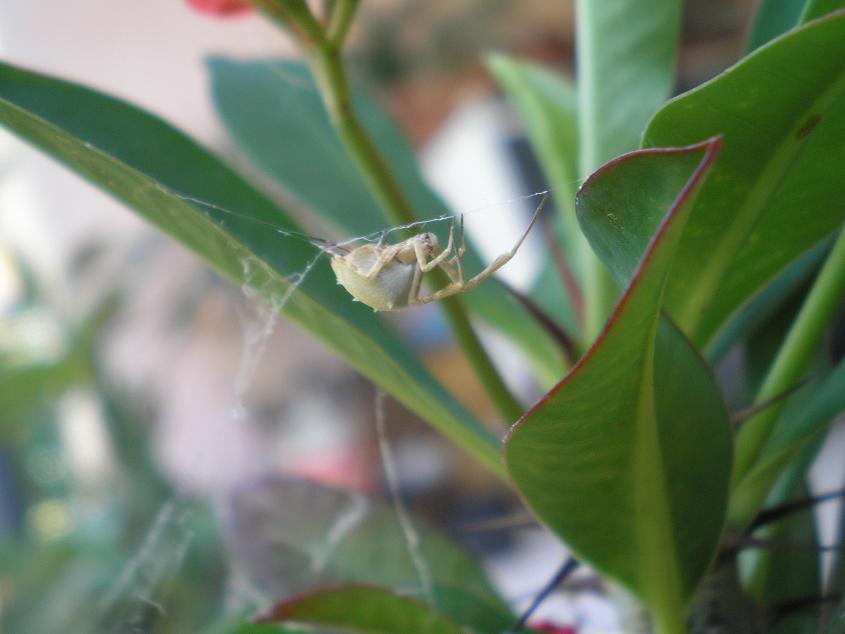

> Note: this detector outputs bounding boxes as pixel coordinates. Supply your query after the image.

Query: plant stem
[300,17,523,422]
[652,607,688,634]
[327,0,359,45]
[734,223,845,482]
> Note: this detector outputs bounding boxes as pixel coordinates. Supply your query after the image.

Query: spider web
[84,58,589,629]
[88,179,584,631]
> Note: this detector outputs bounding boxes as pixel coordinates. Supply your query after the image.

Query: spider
[327,195,547,311]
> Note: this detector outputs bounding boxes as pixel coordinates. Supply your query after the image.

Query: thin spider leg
[454,214,465,283]
[414,281,463,305]
[460,194,546,293]
[376,230,387,248]
[415,195,546,304]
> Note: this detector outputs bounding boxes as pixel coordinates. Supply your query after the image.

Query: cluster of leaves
[2,0,845,632]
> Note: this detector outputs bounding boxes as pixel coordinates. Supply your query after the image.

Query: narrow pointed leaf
[0,61,503,477]
[729,359,845,526]
[506,139,732,618]
[642,10,845,346]
[485,53,581,332]
[209,58,565,383]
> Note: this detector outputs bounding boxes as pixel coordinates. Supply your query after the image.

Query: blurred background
[4,1,842,633]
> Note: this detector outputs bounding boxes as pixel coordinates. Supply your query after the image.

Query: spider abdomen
[330,244,416,311]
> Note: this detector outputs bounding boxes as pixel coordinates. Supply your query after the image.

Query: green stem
[327,0,359,45]
[652,607,688,634]
[302,21,523,422]
[734,223,845,482]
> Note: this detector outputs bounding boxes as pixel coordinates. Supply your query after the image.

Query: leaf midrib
[677,46,845,342]
[0,94,503,477]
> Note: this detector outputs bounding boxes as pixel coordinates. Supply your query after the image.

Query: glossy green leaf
[747,0,805,50]
[506,140,732,625]
[0,60,503,477]
[643,11,845,347]
[729,359,845,526]
[255,585,464,634]
[223,477,506,615]
[209,58,565,384]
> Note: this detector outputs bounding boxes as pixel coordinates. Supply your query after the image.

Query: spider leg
[416,220,455,273]
[416,194,546,304]
[461,194,545,292]
[407,259,425,305]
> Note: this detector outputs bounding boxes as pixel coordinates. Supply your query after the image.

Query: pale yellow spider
[328,196,546,311]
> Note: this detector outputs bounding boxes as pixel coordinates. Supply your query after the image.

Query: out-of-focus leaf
[729,360,845,527]
[221,477,508,620]
[642,11,845,347]
[575,0,682,173]
[574,0,683,338]
[485,53,581,333]
[506,140,732,622]
[747,0,805,50]
[0,60,503,477]
[742,446,824,633]
[707,240,828,363]
[485,55,579,249]
[802,0,845,21]
[255,584,464,634]
[208,58,565,384]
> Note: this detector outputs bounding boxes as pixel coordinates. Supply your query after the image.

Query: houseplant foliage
[2,0,845,632]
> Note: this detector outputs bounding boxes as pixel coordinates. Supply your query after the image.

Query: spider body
[330,235,435,311]
[329,196,545,312]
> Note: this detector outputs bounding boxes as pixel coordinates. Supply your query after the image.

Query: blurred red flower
[185,0,253,17]
[530,623,577,634]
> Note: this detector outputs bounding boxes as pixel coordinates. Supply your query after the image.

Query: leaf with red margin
[505,139,732,619]
[254,584,466,634]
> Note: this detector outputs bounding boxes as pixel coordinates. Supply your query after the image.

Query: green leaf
[747,0,805,50]
[801,0,845,21]
[485,54,579,251]
[729,359,845,526]
[223,477,506,616]
[826,597,845,634]
[0,60,503,478]
[485,53,581,333]
[707,240,829,363]
[208,58,565,384]
[643,10,845,347]
[574,0,683,339]
[255,585,465,634]
[575,0,682,173]
[506,139,731,628]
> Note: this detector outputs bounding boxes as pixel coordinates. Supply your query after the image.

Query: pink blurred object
[530,623,577,634]
[185,0,253,17]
